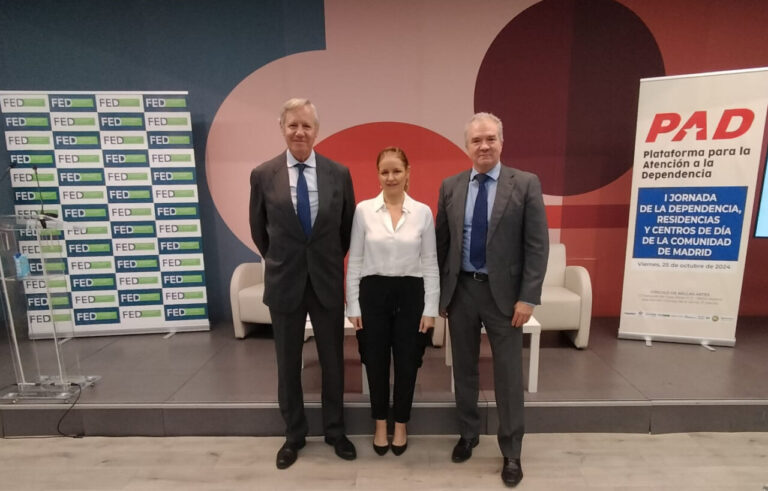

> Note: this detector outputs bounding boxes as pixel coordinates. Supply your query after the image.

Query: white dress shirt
[286,149,319,226]
[345,192,439,318]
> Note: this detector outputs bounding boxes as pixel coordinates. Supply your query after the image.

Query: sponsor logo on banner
[99,113,146,131]
[72,292,119,308]
[60,187,108,204]
[107,186,153,203]
[49,94,96,112]
[55,150,102,167]
[163,288,206,304]
[155,203,199,220]
[165,303,208,321]
[113,239,158,256]
[3,113,51,131]
[162,270,205,288]
[96,94,143,113]
[70,273,117,291]
[58,168,105,186]
[118,289,163,306]
[115,255,160,273]
[103,150,149,167]
[68,257,115,273]
[51,113,99,131]
[53,132,101,149]
[62,204,109,221]
[143,95,188,111]
[156,220,200,237]
[5,131,53,150]
[9,150,56,167]
[148,131,193,149]
[1,94,49,112]
[74,307,121,325]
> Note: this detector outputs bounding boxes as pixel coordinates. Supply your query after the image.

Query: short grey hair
[464,112,504,144]
[279,98,319,127]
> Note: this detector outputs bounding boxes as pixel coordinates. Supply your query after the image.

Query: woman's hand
[419,316,435,333]
[349,316,362,330]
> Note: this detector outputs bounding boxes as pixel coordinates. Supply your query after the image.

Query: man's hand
[419,316,435,333]
[511,302,533,328]
[348,316,362,330]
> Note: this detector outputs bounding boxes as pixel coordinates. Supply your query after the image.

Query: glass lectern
[0,214,97,403]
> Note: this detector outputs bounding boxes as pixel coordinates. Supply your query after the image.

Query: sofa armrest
[564,265,592,348]
[230,262,264,339]
[431,315,446,347]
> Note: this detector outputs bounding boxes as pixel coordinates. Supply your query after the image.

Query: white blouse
[345,192,439,318]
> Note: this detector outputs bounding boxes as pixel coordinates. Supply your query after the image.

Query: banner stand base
[618,331,735,348]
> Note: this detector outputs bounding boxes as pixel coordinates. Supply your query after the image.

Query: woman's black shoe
[373,442,389,455]
[391,442,407,456]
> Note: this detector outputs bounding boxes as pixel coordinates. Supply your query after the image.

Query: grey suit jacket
[435,165,549,316]
[249,152,355,313]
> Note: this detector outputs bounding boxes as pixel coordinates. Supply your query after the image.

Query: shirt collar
[286,149,316,168]
[373,192,414,214]
[470,162,501,182]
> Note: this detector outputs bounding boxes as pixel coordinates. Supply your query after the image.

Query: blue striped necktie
[470,173,490,269]
[295,163,311,237]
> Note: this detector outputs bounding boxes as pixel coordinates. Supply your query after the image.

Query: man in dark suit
[249,98,356,469]
[436,112,548,487]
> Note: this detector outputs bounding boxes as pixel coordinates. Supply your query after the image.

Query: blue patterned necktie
[469,173,490,269]
[295,163,311,237]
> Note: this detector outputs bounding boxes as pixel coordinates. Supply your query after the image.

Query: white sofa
[537,243,592,348]
[230,261,271,339]
[430,243,592,348]
[231,243,591,348]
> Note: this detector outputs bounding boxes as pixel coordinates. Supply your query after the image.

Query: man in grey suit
[436,112,548,487]
[249,98,356,469]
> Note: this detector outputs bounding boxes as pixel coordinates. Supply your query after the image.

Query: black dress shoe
[391,441,407,456]
[324,435,357,460]
[451,436,479,463]
[276,439,305,469]
[501,457,523,487]
[373,442,389,455]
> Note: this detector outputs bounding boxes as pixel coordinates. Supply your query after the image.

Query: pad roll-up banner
[1,91,210,337]
[619,68,768,347]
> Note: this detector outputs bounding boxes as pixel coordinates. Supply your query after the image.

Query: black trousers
[270,278,346,443]
[357,275,428,423]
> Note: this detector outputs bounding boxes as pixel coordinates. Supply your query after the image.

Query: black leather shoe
[276,439,305,469]
[391,441,407,456]
[325,435,357,460]
[501,457,523,487]
[451,436,479,463]
[373,442,389,455]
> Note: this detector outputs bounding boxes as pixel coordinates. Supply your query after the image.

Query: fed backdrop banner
[619,68,768,346]
[1,91,209,337]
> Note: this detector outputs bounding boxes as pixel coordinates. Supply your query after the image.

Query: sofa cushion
[238,284,271,322]
[536,286,581,330]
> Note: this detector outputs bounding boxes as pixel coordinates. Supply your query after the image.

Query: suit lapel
[488,166,514,240]
[273,155,305,237]
[451,171,470,246]
[313,154,332,238]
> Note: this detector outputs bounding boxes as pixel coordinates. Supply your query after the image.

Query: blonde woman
[346,147,439,456]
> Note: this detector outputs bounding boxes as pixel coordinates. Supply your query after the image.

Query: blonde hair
[279,98,319,127]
